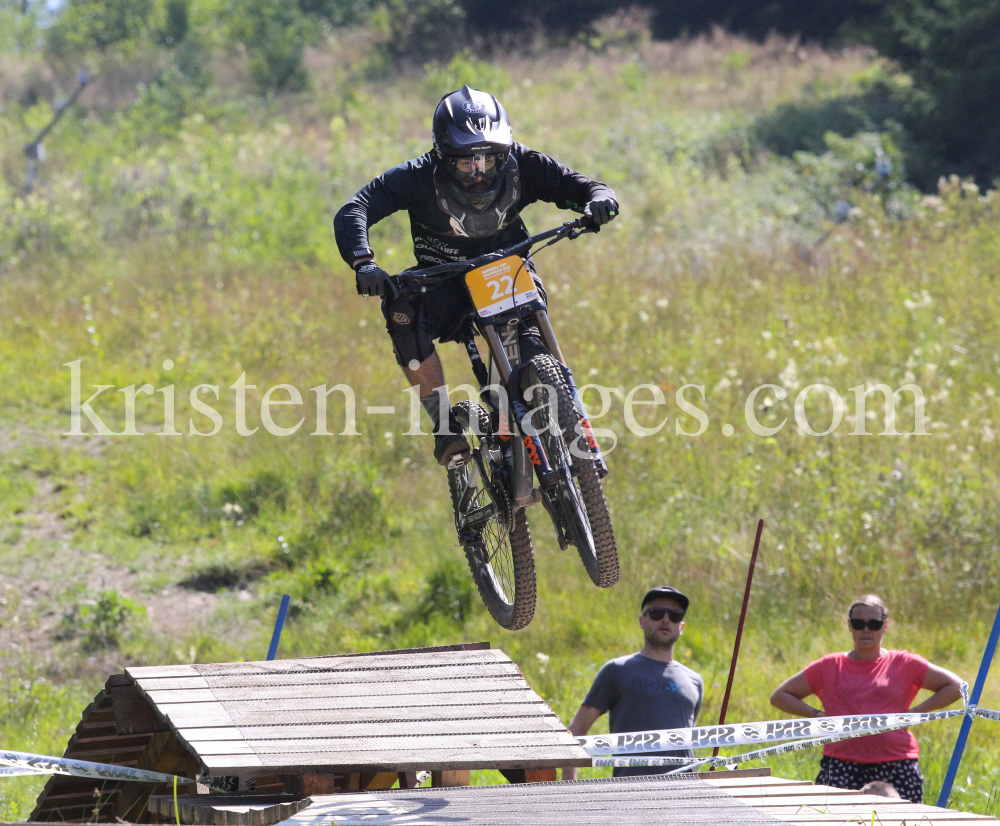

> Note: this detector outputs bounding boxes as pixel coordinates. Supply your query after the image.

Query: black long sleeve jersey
[334,142,617,269]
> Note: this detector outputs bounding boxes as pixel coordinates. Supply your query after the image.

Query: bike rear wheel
[448,401,536,630]
[523,355,619,588]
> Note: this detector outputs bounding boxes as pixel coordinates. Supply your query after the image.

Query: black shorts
[816,755,923,803]
[381,271,547,368]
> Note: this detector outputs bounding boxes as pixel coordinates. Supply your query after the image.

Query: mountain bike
[391,217,619,630]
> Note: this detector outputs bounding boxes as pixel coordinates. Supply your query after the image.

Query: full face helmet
[432,85,514,210]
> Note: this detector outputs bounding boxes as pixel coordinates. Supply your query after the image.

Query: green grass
[2,33,1000,819]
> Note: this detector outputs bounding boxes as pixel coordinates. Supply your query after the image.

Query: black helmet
[432,85,514,209]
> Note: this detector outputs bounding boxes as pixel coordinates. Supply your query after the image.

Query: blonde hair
[849,594,888,620]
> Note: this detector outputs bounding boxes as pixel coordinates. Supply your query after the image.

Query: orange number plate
[464,255,539,318]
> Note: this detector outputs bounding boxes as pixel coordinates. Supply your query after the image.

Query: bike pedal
[446,451,472,470]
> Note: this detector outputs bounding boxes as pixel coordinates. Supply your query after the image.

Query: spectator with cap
[562,585,704,779]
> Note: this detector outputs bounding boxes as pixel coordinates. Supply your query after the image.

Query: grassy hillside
[2,32,1000,818]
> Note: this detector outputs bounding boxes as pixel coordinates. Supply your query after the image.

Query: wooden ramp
[30,643,589,822]
[126,645,587,779]
[269,770,1000,826]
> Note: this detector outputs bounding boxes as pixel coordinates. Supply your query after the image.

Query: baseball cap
[641,585,690,612]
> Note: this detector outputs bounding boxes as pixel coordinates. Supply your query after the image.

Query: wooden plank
[703,776,815,788]
[126,664,200,679]
[136,662,521,692]
[132,675,212,691]
[201,745,591,772]
[157,690,543,720]
[329,641,490,657]
[143,675,530,704]
[194,649,507,674]
[166,663,523,691]
[176,727,244,741]
[741,794,933,811]
[178,716,566,742]
[721,784,861,797]
[198,754,263,768]
[772,816,991,824]
[158,703,235,727]
[760,804,992,817]
[218,701,551,727]
[193,730,578,756]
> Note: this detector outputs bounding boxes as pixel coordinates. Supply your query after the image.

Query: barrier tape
[580,683,974,757]
[595,719,926,771]
[580,708,968,756]
[0,749,231,791]
[0,766,51,777]
[592,709,1000,772]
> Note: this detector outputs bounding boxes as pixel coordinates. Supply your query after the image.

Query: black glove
[355,262,392,297]
[584,198,619,226]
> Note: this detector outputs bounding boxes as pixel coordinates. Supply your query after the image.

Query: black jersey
[334,142,616,268]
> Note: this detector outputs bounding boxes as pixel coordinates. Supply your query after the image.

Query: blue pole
[936,598,1000,807]
[266,594,291,661]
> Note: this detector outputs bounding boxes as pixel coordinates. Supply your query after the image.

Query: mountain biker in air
[334,85,618,468]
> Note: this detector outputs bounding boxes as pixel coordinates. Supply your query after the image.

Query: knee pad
[382,295,434,367]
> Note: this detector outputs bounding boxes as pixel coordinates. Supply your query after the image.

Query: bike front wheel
[522,355,619,588]
[448,401,536,630]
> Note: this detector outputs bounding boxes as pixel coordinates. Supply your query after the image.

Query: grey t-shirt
[583,654,704,776]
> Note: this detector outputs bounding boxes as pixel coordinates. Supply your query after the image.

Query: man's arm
[516,145,618,220]
[562,704,603,781]
[333,161,420,269]
[770,670,825,718]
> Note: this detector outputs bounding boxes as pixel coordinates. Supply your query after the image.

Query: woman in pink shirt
[770,595,963,803]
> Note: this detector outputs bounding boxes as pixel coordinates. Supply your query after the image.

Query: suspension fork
[505,362,560,489]
[533,310,609,477]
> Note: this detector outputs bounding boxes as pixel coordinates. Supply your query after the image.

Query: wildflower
[536,652,550,665]
[779,359,799,392]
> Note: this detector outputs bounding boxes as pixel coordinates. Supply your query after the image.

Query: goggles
[447,151,508,183]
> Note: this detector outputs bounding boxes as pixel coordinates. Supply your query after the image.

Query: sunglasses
[644,607,685,623]
[849,618,885,631]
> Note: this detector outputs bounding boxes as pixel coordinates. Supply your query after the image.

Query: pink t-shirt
[804,650,929,763]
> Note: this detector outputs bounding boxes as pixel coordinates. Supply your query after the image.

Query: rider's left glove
[584,198,619,226]
[355,262,392,298]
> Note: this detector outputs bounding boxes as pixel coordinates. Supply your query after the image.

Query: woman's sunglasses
[644,607,685,623]
[849,618,885,631]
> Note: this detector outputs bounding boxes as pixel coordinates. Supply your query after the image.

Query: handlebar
[391,215,599,291]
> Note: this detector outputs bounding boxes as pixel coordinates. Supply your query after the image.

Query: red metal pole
[710,518,764,769]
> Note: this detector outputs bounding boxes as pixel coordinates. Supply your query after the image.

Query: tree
[864,0,1000,187]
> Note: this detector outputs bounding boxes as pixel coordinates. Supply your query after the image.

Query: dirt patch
[0,457,222,678]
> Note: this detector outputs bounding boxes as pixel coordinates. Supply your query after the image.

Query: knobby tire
[449,401,536,630]
[525,355,619,588]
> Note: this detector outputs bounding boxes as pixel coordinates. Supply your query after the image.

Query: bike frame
[393,219,609,510]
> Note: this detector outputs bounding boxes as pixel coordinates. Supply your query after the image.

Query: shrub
[225,0,310,91]
[79,591,147,650]
[47,0,153,54]
[422,49,511,100]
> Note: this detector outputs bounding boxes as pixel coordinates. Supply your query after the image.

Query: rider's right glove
[584,198,619,226]
[355,262,392,297]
